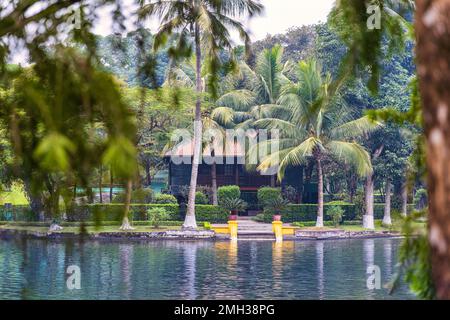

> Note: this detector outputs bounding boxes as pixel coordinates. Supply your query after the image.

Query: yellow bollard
[228,220,238,241]
[272,221,283,242]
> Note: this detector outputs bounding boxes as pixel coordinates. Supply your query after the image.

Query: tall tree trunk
[211,162,218,205]
[401,182,408,217]
[316,159,324,227]
[120,179,134,230]
[145,160,151,186]
[109,169,113,203]
[383,178,392,226]
[416,0,450,299]
[348,173,357,203]
[99,166,103,204]
[364,172,375,230]
[184,22,202,230]
[23,178,45,221]
[364,146,383,230]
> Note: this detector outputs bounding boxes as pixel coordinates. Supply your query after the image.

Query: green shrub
[327,200,352,206]
[217,185,240,204]
[154,194,178,204]
[72,204,180,221]
[148,208,169,228]
[277,204,357,222]
[195,205,229,223]
[282,185,298,203]
[219,198,247,213]
[292,222,304,227]
[133,188,154,203]
[326,205,344,227]
[195,192,209,204]
[293,221,336,227]
[264,196,290,215]
[203,222,211,230]
[252,213,266,223]
[257,187,281,208]
[113,188,154,204]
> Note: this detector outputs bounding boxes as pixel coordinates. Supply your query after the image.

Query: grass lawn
[291,220,426,234]
[0,183,28,205]
[0,224,184,234]
[340,221,426,233]
[339,225,394,232]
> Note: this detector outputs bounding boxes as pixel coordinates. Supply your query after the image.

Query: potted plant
[265,196,290,221]
[220,198,247,220]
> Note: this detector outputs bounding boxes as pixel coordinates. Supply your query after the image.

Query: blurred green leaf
[34,132,75,171]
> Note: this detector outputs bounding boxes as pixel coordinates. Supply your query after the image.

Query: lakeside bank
[0,223,403,241]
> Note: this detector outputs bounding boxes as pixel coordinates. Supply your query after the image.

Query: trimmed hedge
[71,204,180,222]
[112,188,154,204]
[154,194,178,204]
[70,203,229,223]
[194,205,229,223]
[0,220,184,227]
[263,203,415,223]
[195,192,209,205]
[257,187,281,208]
[217,185,240,203]
[1,202,415,224]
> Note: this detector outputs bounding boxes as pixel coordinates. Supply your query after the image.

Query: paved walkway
[237,219,275,240]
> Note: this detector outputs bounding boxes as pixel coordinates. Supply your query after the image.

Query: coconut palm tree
[164,56,255,205]
[139,0,263,229]
[211,45,293,186]
[252,59,381,227]
[212,45,292,130]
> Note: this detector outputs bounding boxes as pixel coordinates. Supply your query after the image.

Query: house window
[224,165,234,176]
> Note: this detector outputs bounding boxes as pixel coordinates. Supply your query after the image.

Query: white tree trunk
[316,159,324,227]
[120,216,134,231]
[401,182,408,217]
[364,173,375,230]
[383,179,392,226]
[211,162,218,205]
[120,180,135,231]
[183,22,202,230]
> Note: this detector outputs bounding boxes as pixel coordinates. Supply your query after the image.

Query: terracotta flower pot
[229,214,238,221]
[273,214,282,221]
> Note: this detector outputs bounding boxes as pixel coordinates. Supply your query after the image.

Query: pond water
[0,238,415,300]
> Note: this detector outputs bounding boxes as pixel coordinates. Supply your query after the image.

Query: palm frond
[211,107,235,127]
[215,90,255,111]
[326,141,372,177]
[253,118,305,139]
[164,66,195,88]
[329,116,383,140]
[206,0,264,19]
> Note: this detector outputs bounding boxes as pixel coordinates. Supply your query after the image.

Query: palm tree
[212,45,292,185]
[252,60,381,227]
[213,45,292,131]
[165,56,255,205]
[139,0,263,229]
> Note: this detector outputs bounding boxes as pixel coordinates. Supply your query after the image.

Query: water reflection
[0,238,414,300]
[316,241,324,299]
[183,243,197,300]
[384,240,393,277]
[119,244,133,299]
